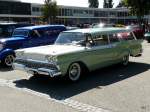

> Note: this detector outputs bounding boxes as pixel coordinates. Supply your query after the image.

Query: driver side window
[30,30,41,38]
[93,34,109,46]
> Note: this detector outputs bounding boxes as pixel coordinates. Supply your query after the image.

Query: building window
[32,7,40,12]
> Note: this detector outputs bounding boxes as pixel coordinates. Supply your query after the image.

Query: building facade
[0,0,150,25]
[0,0,38,22]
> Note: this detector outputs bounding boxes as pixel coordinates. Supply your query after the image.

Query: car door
[108,34,126,62]
[25,30,45,48]
[126,32,142,56]
[84,34,115,70]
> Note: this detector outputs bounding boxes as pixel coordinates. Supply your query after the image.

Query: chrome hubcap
[5,55,14,66]
[70,67,78,77]
[69,63,81,81]
[123,55,129,65]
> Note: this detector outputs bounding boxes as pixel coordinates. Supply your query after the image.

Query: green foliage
[103,0,107,8]
[103,0,114,8]
[108,0,113,8]
[124,0,150,18]
[123,0,150,25]
[88,0,99,8]
[42,0,58,24]
[116,0,126,8]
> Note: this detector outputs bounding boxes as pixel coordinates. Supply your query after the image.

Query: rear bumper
[13,63,61,77]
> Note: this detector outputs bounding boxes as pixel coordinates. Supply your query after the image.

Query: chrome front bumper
[13,63,61,77]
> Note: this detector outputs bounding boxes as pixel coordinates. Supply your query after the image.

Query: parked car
[144,32,150,43]
[0,23,33,38]
[66,26,79,30]
[0,25,66,66]
[117,32,143,56]
[92,23,115,28]
[13,27,142,82]
[126,25,144,39]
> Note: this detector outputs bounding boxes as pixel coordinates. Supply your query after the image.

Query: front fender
[0,49,15,60]
[57,53,89,75]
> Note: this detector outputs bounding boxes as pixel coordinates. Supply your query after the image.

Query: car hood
[0,36,10,39]
[0,37,25,43]
[17,44,85,56]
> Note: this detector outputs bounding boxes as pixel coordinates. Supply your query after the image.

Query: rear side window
[44,29,61,37]
[109,34,119,43]
[117,32,135,41]
[30,28,63,38]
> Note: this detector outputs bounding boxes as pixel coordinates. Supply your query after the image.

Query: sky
[21,0,120,8]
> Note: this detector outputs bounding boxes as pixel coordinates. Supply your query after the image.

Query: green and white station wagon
[13,28,142,82]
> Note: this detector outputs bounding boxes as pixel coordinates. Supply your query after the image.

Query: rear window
[109,34,119,43]
[117,32,135,41]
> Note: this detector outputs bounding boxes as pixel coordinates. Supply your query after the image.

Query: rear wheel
[122,54,129,66]
[3,54,15,67]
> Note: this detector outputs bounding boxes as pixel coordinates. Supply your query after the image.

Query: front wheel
[67,63,82,82]
[3,54,15,67]
[122,54,129,66]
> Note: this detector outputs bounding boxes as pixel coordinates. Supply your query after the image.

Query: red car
[126,25,144,39]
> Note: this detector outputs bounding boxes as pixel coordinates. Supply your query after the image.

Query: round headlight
[46,55,58,63]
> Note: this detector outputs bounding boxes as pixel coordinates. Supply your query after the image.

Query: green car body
[13,27,142,81]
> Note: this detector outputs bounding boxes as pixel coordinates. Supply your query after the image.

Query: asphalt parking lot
[0,41,150,112]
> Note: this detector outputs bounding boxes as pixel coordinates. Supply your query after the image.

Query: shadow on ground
[0,65,13,72]
[14,62,150,100]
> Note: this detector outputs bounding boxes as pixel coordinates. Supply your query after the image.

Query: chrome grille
[15,59,58,70]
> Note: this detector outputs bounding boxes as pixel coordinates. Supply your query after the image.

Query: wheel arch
[68,61,89,73]
[0,49,15,60]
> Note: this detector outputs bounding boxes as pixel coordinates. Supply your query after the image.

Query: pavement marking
[0,79,112,112]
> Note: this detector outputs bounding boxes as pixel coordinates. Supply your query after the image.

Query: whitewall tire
[122,54,129,66]
[68,63,82,82]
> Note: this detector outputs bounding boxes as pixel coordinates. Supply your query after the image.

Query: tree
[103,0,113,8]
[103,0,108,8]
[116,0,126,8]
[108,0,113,8]
[123,0,150,25]
[88,0,99,8]
[42,0,58,24]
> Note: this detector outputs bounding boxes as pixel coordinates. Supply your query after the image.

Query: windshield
[0,25,15,37]
[55,32,85,45]
[12,29,29,37]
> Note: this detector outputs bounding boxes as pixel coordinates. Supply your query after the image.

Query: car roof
[16,25,66,30]
[0,23,17,25]
[63,27,132,35]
